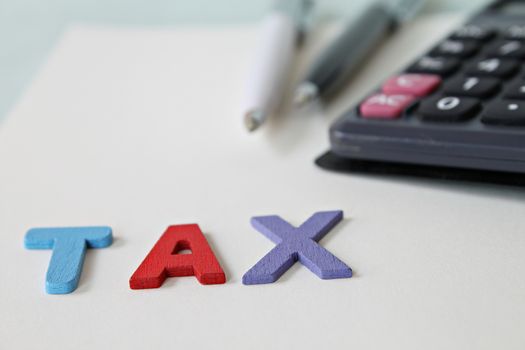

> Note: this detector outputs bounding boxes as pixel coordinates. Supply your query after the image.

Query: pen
[242,0,313,132]
[294,0,426,107]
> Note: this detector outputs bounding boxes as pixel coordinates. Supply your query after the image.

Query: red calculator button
[382,74,441,96]
[359,93,415,119]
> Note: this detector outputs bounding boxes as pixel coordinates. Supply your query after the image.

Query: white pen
[242,0,313,132]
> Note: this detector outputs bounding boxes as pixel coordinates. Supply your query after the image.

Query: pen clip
[297,0,315,46]
[274,0,315,46]
[391,0,427,23]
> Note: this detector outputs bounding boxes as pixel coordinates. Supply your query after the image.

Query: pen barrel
[307,5,395,99]
[241,12,297,122]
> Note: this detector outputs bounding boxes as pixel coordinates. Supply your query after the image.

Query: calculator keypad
[357,25,525,127]
[486,40,525,58]
[443,76,500,98]
[503,80,525,99]
[418,96,481,122]
[430,39,479,58]
[407,56,460,76]
[359,93,415,119]
[451,25,495,41]
[481,100,525,125]
[382,74,441,96]
[408,56,460,76]
[505,25,525,40]
[465,58,519,77]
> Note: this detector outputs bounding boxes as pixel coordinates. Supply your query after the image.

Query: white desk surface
[1,14,525,350]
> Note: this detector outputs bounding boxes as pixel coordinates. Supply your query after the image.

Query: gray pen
[294,0,427,106]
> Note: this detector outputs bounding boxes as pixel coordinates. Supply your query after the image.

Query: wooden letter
[242,211,352,285]
[25,226,113,294]
[129,224,225,289]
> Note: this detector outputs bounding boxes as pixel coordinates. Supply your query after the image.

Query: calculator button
[382,74,441,96]
[481,100,525,126]
[430,40,479,58]
[505,25,525,40]
[486,40,525,58]
[359,93,415,119]
[443,76,500,98]
[418,96,480,122]
[504,80,525,99]
[451,25,494,41]
[465,58,519,78]
[407,56,460,76]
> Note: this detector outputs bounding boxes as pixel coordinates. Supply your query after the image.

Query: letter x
[242,210,352,285]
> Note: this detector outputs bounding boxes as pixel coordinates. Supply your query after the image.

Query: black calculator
[319,0,525,181]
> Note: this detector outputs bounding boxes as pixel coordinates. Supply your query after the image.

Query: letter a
[129,224,225,289]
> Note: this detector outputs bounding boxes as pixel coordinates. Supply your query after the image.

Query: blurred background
[0,0,491,121]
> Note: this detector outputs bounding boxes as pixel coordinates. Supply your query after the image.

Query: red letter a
[129,224,226,289]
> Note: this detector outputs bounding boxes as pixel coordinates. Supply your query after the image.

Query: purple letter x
[242,210,352,285]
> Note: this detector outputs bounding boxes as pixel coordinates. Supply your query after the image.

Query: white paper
[1,15,525,350]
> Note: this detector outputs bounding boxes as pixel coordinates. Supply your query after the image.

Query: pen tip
[244,111,264,132]
[294,82,319,107]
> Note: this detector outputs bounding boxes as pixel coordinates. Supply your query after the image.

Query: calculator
[320,0,525,179]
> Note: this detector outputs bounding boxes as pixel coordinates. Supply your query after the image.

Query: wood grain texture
[24,226,113,294]
[129,224,226,289]
[242,211,352,285]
